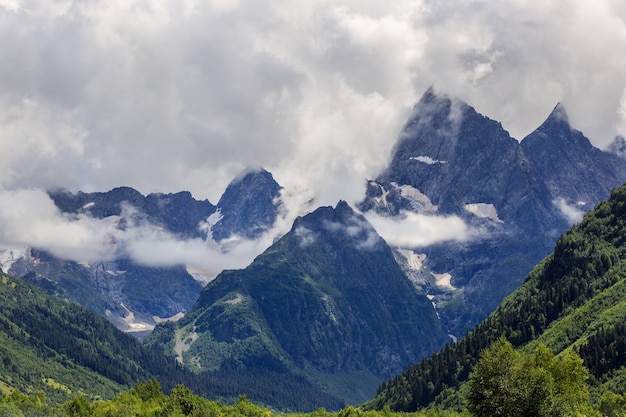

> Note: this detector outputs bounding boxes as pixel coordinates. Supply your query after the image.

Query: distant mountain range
[2,87,626,410]
[0,169,283,337]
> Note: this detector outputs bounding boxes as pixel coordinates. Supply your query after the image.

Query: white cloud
[0,188,280,275]
[323,213,383,250]
[122,229,270,276]
[1,0,626,269]
[0,188,118,262]
[295,225,317,248]
[618,88,626,137]
[365,211,469,248]
[0,99,87,190]
[554,198,586,225]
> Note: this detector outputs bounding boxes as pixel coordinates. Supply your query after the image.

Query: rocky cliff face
[360,87,626,337]
[365,87,561,233]
[210,168,283,242]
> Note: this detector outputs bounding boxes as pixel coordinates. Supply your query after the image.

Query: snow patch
[464,203,502,223]
[206,210,223,226]
[432,272,456,290]
[393,182,438,213]
[82,201,95,209]
[371,186,391,208]
[198,209,223,238]
[410,156,448,164]
[0,246,28,273]
[119,303,155,333]
[397,249,426,271]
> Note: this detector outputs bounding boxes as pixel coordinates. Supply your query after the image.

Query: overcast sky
[1,0,626,271]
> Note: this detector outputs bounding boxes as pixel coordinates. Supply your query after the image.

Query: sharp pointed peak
[423,85,438,98]
[412,86,474,118]
[545,102,570,125]
[418,85,450,104]
[335,200,351,210]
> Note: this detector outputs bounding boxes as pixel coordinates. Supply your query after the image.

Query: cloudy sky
[1,0,626,271]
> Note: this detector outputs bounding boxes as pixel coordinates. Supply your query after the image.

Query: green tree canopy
[466,338,590,417]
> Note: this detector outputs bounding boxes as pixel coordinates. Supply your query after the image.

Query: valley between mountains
[2,87,626,411]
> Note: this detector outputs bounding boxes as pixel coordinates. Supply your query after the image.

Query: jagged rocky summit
[360,87,626,337]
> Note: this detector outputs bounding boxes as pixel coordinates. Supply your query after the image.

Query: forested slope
[368,182,626,411]
[0,272,342,411]
[0,272,195,404]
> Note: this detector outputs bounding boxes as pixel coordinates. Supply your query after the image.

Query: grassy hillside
[368,182,626,411]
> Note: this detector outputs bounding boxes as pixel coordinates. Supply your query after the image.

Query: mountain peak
[411,86,457,113]
[216,167,282,210]
[177,193,448,404]
[212,167,283,241]
[377,87,518,217]
[296,200,383,250]
[520,102,626,214]
[545,102,570,126]
[335,199,351,212]
[226,167,272,187]
[418,85,443,104]
[522,102,588,147]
